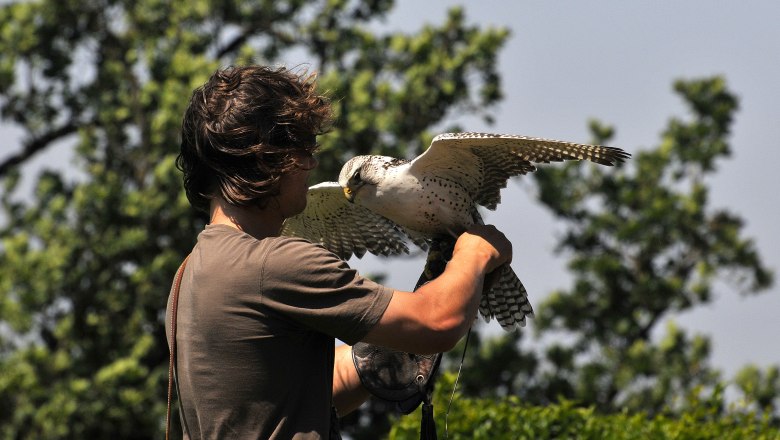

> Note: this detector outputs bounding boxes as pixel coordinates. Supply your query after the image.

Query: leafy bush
[389,374,780,440]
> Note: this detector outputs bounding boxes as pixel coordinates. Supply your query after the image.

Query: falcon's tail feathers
[479,264,534,330]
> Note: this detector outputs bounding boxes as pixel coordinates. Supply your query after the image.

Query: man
[167,65,512,439]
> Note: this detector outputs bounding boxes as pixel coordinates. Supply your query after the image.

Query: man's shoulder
[199,225,325,252]
[197,225,345,274]
[265,235,344,265]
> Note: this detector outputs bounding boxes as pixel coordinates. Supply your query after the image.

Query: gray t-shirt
[166,224,393,439]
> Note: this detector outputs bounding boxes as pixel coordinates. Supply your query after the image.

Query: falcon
[281,132,630,330]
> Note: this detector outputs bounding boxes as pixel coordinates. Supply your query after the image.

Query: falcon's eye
[351,170,361,183]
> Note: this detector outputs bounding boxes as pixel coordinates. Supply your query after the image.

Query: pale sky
[2,1,778,381]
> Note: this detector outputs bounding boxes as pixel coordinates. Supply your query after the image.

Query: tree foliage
[392,373,780,440]
[532,77,773,414]
[439,76,775,423]
[0,1,506,438]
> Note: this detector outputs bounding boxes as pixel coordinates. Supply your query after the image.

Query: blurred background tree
[0,0,506,438]
[0,0,776,439]
[444,77,775,422]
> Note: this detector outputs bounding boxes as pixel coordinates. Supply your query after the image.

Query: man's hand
[453,224,513,274]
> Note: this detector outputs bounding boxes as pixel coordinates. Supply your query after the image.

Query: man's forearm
[362,251,488,354]
[332,344,370,415]
[360,225,511,354]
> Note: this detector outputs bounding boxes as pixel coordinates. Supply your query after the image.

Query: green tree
[533,77,772,414]
[442,77,775,421]
[734,364,780,416]
[0,1,507,438]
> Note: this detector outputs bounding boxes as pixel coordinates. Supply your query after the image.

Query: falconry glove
[349,239,458,440]
[351,342,441,414]
[350,238,454,412]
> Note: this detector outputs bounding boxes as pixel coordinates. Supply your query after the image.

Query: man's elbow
[421,315,469,354]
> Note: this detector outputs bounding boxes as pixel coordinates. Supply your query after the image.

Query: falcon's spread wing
[410,132,630,210]
[280,182,415,260]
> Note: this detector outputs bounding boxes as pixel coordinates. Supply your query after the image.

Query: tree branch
[216,31,250,59]
[0,122,79,177]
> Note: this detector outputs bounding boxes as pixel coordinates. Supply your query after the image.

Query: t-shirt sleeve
[260,237,394,345]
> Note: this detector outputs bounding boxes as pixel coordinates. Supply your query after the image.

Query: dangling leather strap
[166,255,190,440]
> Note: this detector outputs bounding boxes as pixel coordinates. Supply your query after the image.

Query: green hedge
[388,376,779,440]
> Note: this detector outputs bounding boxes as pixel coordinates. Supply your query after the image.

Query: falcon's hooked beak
[342,168,363,203]
[343,186,355,203]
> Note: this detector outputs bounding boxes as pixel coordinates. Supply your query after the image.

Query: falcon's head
[338,155,397,203]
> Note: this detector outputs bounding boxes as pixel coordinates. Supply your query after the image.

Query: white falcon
[281,132,630,330]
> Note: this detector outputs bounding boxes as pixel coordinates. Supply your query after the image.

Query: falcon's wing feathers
[410,132,630,210]
[280,182,413,260]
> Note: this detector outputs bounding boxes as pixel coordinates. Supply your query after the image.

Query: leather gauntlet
[351,342,441,414]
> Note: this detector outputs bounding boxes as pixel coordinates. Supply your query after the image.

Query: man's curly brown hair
[177,65,333,212]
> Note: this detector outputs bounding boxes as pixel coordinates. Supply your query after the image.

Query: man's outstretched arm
[362,224,512,355]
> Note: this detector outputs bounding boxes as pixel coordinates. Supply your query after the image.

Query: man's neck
[209,196,284,240]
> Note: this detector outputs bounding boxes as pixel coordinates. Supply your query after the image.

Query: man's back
[166,224,391,439]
